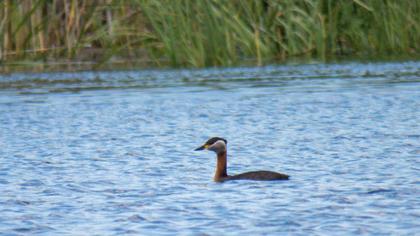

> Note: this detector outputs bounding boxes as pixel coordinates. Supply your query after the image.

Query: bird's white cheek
[208,145,216,152]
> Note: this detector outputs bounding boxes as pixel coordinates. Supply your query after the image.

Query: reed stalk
[0,0,418,68]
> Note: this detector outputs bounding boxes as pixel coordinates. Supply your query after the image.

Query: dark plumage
[227,171,289,181]
[194,137,289,182]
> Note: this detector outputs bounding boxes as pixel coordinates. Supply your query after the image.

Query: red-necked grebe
[194,137,289,182]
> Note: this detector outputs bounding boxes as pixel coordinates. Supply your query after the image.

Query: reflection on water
[0,61,419,235]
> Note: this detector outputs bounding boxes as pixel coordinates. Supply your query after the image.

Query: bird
[194,137,289,182]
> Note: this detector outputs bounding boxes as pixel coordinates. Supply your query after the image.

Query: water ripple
[0,61,419,235]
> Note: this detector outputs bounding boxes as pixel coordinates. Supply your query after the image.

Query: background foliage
[1,0,419,68]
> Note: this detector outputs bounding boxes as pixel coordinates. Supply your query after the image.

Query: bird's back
[227,170,289,181]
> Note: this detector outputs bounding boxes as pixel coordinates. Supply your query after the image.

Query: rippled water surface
[1,62,419,235]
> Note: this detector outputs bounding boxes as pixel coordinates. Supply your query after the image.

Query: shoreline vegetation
[0,0,419,72]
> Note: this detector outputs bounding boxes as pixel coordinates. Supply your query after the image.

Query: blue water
[0,62,419,235]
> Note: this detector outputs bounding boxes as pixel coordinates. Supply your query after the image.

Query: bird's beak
[194,144,209,151]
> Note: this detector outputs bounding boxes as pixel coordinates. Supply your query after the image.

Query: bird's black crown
[205,137,227,145]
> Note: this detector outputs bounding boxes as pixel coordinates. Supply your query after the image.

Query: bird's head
[194,137,227,154]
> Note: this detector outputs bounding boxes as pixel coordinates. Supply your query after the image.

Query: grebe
[194,137,289,182]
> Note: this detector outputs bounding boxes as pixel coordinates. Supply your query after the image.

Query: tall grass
[1,0,419,68]
[0,1,146,64]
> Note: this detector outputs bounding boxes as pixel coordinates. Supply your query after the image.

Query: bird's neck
[214,151,228,182]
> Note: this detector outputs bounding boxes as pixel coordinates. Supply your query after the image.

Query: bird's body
[195,137,289,182]
[227,171,289,181]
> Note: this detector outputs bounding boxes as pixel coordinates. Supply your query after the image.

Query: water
[0,61,419,235]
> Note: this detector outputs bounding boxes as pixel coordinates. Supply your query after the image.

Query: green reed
[1,0,419,68]
[0,1,146,63]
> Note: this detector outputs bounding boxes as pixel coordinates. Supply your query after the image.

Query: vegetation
[1,0,419,69]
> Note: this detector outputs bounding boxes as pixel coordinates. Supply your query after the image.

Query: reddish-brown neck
[214,151,228,181]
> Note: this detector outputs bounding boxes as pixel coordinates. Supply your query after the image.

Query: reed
[1,0,419,68]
